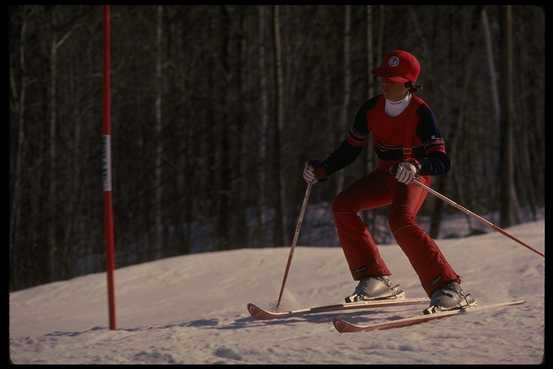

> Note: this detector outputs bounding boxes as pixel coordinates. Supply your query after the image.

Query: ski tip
[333,319,344,333]
[333,318,351,333]
[247,303,272,320]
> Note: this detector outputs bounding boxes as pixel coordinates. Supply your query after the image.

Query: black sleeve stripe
[425,144,446,155]
[347,132,368,147]
[349,127,368,140]
[424,138,445,147]
[424,140,446,154]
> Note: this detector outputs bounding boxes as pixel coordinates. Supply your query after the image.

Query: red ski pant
[332,169,460,297]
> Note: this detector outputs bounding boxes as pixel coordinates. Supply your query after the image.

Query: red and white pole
[103,5,117,330]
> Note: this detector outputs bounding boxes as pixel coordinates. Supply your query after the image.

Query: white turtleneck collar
[385,92,412,118]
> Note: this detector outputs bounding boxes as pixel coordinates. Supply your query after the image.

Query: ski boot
[423,281,477,314]
[345,276,405,303]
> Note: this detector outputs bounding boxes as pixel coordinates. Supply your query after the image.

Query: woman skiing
[303,49,475,312]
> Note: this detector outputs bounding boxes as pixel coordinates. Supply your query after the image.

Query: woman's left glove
[392,159,421,184]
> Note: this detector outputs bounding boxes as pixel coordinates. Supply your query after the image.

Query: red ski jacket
[321,94,449,176]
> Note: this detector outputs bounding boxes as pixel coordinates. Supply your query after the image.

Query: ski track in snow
[10,220,545,364]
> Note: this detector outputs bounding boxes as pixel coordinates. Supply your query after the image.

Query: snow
[10,219,544,364]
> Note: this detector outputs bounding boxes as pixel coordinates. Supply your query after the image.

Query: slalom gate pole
[102,5,117,330]
[276,182,313,309]
[413,178,544,259]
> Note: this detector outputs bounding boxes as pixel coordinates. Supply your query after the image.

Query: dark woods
[9,6,545,291]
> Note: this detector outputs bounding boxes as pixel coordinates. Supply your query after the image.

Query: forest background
[8,5,545,291]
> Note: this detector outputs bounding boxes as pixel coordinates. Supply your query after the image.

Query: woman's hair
[405,81,423,94]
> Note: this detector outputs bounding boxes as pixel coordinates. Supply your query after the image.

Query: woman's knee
[332,192,357,214]
[388,208,417,233]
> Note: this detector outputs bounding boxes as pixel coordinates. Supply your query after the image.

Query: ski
[247,297,429,320]
[333,299,526,333]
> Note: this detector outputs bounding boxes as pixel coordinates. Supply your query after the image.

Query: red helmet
[372,49,420,83]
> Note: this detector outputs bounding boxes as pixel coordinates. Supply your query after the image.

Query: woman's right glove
[303,160,328,184]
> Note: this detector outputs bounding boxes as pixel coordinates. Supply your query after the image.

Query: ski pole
[276,181,313,309]
[413,178,544,259]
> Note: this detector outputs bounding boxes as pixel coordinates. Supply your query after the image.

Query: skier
[303,49,475,312]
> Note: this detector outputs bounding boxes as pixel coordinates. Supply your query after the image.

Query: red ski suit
[322,94,460,297]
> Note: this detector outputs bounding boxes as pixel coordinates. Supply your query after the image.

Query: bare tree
[481,8,501,134]
[499,5,519,227]
[408,6,433,94]
[218,5,231,249]
[233,7,248,247]
[376,6,384,72]
[272,5,286,246]
[336,5,351,195]
[154,5,164,258]
[48,9,59,279]
[256,6,269,245]
[10,6,28,288]
[362,5,375,227]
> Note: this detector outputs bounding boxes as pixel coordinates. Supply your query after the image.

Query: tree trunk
[176,17,191,255]
[408,6,433,93]
[154,5,164,258]
[336,5,351,195]
[272,5,286,246]
[362,5,375,227]
[257,5,269,246]
[234,8,248,248]
[499,5,519,227]
[480,7,501,219]
[61,55,79,278]
[47,8,81,280]
[515,37,537,220]
[206,11,217,220]
[10,9,28,290]
[48,13,58,281]
[218,5,231,249]
[481,8,501,134]
[376,6,384,70]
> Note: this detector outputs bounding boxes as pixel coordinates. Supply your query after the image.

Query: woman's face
[380,78,408,101]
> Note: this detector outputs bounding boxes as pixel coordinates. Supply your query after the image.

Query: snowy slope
[10,220,544,364]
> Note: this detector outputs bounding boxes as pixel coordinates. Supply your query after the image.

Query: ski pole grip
[306,160,328,183]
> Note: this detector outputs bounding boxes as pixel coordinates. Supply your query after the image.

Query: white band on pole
[102,135,112,192]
